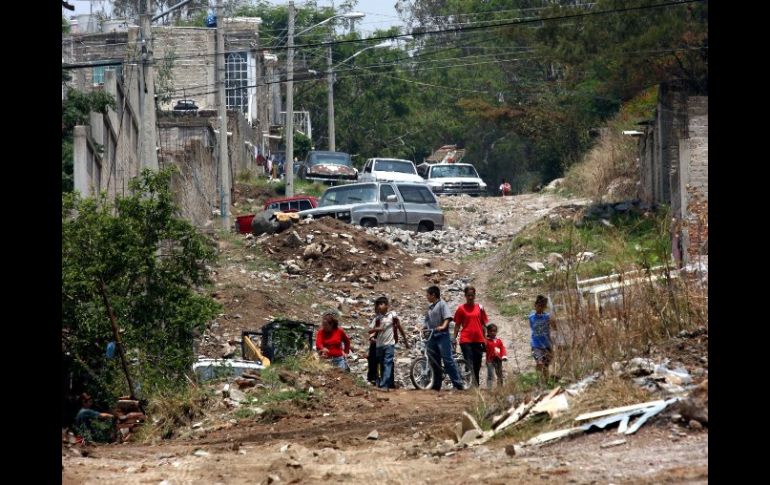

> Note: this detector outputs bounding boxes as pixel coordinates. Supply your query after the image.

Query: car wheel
[361,219,377,228]
[417,221,433,233]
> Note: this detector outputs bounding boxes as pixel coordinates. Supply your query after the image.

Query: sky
[64,0,406,34]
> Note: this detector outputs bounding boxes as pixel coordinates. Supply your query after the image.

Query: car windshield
[319,184,378,207]
[430,165,480,178]
[374,160,416,174]
[308,152,352,167]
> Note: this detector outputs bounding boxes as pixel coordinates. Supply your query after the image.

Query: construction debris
[523,397,682,449]
[574,400,666,422]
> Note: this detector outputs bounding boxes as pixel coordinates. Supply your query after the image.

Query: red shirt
[454,303,489,344]
[316,328,350,358]
[485,337,507,362]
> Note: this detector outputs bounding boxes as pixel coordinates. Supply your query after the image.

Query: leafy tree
[62,168,221,403]
[61,90,117,192]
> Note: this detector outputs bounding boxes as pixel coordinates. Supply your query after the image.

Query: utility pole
[284,0,295,197]
[216,0,231,229]
[326,36,335,151]
[139,0,158,170]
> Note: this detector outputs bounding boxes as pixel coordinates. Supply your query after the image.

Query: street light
[328,35,413,151]
[285,7,365,196]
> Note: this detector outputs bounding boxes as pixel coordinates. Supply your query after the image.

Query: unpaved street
[62,192,707,484]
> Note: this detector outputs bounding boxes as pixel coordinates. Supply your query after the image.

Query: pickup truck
[299,182,444,232]
[296,150,357,183]
[417,162,488,196]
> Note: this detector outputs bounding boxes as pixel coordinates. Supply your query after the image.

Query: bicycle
[409,329,472,390]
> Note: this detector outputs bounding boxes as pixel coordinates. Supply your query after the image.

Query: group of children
[315,291,556,390]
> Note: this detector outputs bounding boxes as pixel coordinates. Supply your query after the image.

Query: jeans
[460,342,485,387]
[486,360,504,389]
[329,356,349,371]
[376,345,395,388]
[426,331,464,390]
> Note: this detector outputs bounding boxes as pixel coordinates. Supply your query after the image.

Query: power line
[63,0,703,63]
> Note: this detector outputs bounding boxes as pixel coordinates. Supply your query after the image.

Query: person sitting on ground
[529,295,557,384]
[316,311,351,371]
[485,323,507,390]
[74,393,115,443]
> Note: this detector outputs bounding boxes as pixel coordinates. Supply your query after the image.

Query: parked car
[299,182,443,232]
[417,162,488,196]
[296,151,357,183]
[358,158,424,183]
[263,195,318,213]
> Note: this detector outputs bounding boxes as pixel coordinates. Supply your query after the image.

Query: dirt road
[63,192,707,484]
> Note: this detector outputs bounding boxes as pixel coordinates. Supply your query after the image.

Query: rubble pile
[365,225,497,256]
[254,217,409,284]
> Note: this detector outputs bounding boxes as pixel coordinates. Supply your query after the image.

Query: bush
[62,168,221,404]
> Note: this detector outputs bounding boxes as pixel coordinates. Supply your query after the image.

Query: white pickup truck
[417,162,488,196]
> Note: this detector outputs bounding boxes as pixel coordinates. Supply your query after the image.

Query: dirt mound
[233,182,280,210]
[260,218,409,284]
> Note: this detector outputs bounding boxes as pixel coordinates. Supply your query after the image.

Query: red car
[263,195,318,213]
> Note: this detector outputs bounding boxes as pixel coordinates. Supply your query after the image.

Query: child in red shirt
[316,312,351,371]
[485,323,507,389]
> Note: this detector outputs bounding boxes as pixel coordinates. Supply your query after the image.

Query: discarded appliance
[192,358,265,382]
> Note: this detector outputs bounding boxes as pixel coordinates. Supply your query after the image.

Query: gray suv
[299,182,444,232]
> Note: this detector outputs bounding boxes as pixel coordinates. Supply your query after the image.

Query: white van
[359,158,424,183]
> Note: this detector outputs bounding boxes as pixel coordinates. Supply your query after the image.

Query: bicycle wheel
[410,357,433,390]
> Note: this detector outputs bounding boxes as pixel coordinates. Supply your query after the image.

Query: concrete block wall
[152,27,217,112]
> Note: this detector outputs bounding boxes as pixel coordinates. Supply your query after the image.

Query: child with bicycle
[368,296,408,390]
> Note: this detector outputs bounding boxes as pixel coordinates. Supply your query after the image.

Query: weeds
[135,385,213,442]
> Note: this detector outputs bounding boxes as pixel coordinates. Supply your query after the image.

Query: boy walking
[369,296,408,390]
[530,295,557,384]
[485,323,507,389]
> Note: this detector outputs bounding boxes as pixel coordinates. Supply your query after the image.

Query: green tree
[62,168,221,402]
[61,90,117,192]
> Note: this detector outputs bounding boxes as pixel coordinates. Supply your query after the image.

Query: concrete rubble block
[547,253,565,266]
[413,258,432,266]
[285,230,303,248]
[526,262,546,272]
[302,243,323,260]
[461,411,483,435]
[367,430,379,440]
[459,429,483,446]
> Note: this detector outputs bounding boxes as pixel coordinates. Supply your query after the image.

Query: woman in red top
[453,286,489,387]
[316,312,351,371]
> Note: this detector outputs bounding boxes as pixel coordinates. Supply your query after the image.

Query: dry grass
[562,87,657,202]
[549,268,707,383]
[562,129,638,202]
[134,385,214,443]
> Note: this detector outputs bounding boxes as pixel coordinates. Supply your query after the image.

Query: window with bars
[226,52,249,113]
